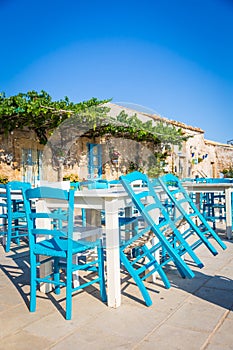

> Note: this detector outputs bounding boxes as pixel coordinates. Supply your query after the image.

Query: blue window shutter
[87,143,102,179]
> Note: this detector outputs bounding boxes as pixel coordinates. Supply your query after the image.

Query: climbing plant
[222,167,233,178]
[0,90,190,177]
[96,110,188,146]
[93,110,189,176]
[0,90,109,144]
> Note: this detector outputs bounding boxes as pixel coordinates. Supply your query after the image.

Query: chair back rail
[158,173,227,252]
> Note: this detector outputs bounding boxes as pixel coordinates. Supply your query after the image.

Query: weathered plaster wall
[0,129,43,181]
[205,140,233,175]
[1,105,233,181]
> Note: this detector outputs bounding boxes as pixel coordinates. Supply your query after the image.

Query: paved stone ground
[0,227,233,350]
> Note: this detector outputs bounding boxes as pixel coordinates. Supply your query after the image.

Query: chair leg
[66,260,73,321]
[97,245,107,302]
[141,245,171,289]
[14,219,21,246]
[6,220,12,253]
[175,233,204,269]
[54,257,60,295]
[120,250,152,306]
[30,253,37,312]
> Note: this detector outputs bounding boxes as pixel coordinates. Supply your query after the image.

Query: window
[87,143,102,179]
[21,149,42,185]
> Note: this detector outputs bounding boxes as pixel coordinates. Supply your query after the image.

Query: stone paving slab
[0,233,233,350]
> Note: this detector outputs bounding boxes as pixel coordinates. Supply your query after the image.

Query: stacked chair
[0,181,31,252]
[119,171,227,307]
[157,174,226,253]
[23,186,107,320]
[119,172,197,306]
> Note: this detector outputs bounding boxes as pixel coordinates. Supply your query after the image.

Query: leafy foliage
[92,110,188,148]
[0,90,109,144]
[222,167,233,178]
[0,174,9,184]
[0,90,190,177]
[0,91,188,148]
[62,173,79,182]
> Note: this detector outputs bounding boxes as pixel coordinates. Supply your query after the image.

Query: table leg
[105,198,121,308]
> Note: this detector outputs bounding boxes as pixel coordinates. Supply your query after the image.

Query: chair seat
[118,216,139,225]
[34,236,100,257]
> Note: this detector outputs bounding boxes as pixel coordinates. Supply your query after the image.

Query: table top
[182,182,233,192]
[74,188,127,198]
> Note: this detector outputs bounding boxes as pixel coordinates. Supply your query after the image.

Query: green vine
[0,90,110,144]
[0,90,190,176]
[222,167,233,178]
[0,175,9,184]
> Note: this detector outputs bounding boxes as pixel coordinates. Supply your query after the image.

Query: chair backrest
[119,171,198,279]
[0,181,31,251]
[1,181,31,216]
[23,187,75,251]
[78,179,109,190]
[158,173,227,251]
[0,183,8,216]
[88,179,109,189]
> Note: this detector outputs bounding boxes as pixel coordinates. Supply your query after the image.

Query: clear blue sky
[1,0,233,143]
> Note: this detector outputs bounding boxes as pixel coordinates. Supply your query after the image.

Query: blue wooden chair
[193,178,230,229]
[119,171,204,306]
[200,192,226,229]
[0,181,31,252]
[23,186,107,320]
[158,173,227,253]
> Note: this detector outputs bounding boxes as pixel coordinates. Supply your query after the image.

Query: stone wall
[205,140,233,176]
[0,129,43,181]
[1,108,233,181]
[105,103,233,179]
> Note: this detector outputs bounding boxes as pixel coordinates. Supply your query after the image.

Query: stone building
[0,103,233,182]
[106,103,233,179]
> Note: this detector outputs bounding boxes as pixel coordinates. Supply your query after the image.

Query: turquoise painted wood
[190,178,229,229]
[0,181,31,252]
[195,177,233,183]
[158,173,227,252]
[119,171,200,307]
[23,186,107,320]
[87,143,102,179]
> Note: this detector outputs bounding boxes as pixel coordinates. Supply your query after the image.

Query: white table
[183,182,233,239]
[74,188,133,308]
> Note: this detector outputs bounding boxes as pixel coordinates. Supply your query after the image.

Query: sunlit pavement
[0,225,233,350]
